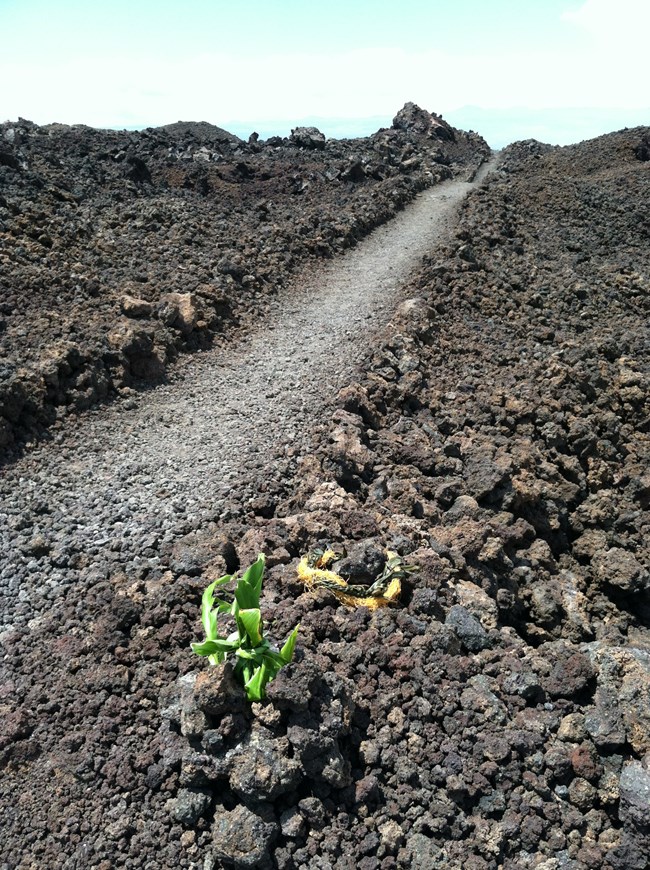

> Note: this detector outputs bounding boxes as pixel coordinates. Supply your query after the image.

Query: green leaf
[244,662,268,702]
[201,577,233,635]
[191,638,239,657]
[261,653,284,680]
[235,647,265,662]
[237,608,263,646]
[201,579,217,609]
[191,639,217,657]
[207,609,218,641]
[201,580,217,638]
[280,625,300,663]
[235,658,253,684]
[261,649,285,667]
[234,579,258,611]
[241,554,265,599]
[191,556,291,702]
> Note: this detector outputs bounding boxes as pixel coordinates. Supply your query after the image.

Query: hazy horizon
[1,1,649,149]
[14,104,645,152]
[222,105,650,149]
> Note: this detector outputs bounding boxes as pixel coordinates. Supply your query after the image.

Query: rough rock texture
[1,122,649,869]
[0,107,488,451]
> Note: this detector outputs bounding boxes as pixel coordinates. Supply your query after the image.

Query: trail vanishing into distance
[0,159,495,635]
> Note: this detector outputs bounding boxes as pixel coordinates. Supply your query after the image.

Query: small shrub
[191,554,299,701]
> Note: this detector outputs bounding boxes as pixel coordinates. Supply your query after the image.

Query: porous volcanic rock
[0,106,488,452]
[1,123,649,870]
[160,126,648,869]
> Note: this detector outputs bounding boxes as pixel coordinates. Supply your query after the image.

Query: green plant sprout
[191,553,299,702]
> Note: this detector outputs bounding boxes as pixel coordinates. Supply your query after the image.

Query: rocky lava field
[0,103,486,452]
[1,110,649,870]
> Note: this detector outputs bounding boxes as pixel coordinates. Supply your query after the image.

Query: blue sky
[1,0,648,146]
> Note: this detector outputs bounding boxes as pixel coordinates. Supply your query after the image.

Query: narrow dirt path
[0,159,495,635]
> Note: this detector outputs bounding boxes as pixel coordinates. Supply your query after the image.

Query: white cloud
[1,37,648,129]
[1,49,456,127]
[557,0,650,108]
[562,0,650,44]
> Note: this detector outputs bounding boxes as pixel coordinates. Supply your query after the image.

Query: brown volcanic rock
[214,124,649,868]
[0,108,488,453]
[393,101,456,140]
[158,120,243,145]
[2,122,650,870]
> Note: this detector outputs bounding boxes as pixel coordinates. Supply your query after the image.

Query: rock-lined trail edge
[0,159,495,635]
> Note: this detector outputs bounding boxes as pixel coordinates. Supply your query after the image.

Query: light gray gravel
[0,161,494,635]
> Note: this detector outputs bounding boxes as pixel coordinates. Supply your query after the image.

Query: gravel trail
[0,160,493,635]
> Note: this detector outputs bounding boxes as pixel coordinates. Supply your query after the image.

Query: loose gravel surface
[0,160,494,631]
[1,126,649,870]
